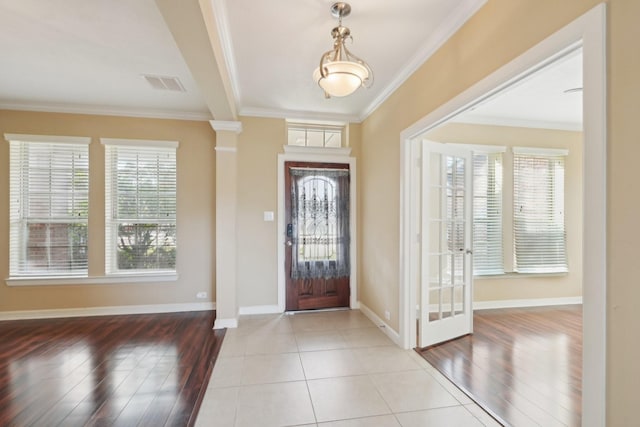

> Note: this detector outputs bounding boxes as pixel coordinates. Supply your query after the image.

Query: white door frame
[277,146,358,312]
[399,4,606,426]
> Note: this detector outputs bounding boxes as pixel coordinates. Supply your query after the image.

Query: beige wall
[426,123,583,302]
[236,116,284,307]
[0,110,216,311]
[359,0,640,423]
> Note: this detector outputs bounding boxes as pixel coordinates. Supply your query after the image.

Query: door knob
[286,240,293,247]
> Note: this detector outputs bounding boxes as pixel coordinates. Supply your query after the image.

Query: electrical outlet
[384,310,390,321]
[196,291,208,299]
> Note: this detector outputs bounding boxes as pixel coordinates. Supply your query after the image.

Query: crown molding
[359,0,487,121]
[0,101,212,121]
[209,120,243,133]
[240,107,360,124]
[451,114,583,132]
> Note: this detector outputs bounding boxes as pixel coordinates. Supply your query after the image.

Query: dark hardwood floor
[0,311,225,427]
[418,305,582,427]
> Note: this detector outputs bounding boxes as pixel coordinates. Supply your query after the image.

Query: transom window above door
[286,121,346,148]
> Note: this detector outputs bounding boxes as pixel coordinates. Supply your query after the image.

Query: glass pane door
[419,142,473,348]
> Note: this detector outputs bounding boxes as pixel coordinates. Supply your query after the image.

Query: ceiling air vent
[142,75,186,92]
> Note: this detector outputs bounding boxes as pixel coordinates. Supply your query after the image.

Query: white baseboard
[358,302,402,347]
[214,317,238,329]
[0,302,216,321]
[238,304,282,315]
[473,296,582,310]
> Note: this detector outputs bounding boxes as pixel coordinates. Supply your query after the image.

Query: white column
[210,120,242,329]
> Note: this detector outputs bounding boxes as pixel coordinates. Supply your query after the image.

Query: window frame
[471,146,506,276]
[512,147,569,274]
[286,120,347,148]
[6,133,91,279]
[101,138,179,275]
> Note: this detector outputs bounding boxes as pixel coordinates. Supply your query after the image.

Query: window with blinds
[103,139,178,273]
[513,148,568,273]
[7,134,90,276]
[473,152,504,275]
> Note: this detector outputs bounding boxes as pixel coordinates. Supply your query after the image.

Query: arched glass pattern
[290,168,350,279]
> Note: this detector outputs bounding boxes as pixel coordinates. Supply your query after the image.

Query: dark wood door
[285,162,350,311]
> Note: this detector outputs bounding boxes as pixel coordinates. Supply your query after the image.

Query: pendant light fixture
[313,2,373,98]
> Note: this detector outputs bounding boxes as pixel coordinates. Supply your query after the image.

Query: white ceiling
[454,49,583,130]
[0,0,210,120]
[216,0,486,121]
[0,0,581,128]
[0,0,486,122]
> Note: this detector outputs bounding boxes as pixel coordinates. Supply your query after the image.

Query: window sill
[474,272,568,280]
[5,273,178,287]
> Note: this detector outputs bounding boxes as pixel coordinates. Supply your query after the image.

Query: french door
[285,162,350,311]
[419,142,473,347]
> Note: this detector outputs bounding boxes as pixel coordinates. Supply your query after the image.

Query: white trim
[451,114,583,132]
[360,0,488,121]
[100,138,179,149]
[211,0,242,114]
[214,146,237,153]
[213,317,239,329]
[6,273,179,287]
[282,146,352,156]
[581,5,607,426]
[240,107,361,124]
[512,146,569,156]
[238,304,282,315]
[0,102,212,121]
[277,150,358,313]
[473,296,583,310]
[399,4,606,425]
[359,302,402,347]
[285,118,347,128]
[0,302,215,321]
[209,120,242,133]
[4,133,91,145]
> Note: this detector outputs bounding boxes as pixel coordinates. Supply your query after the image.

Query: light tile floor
[195,310,501,427]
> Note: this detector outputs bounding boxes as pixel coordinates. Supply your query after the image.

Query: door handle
[286,240,293,247]
[466,249,473,255]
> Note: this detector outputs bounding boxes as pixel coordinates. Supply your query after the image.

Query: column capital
[209,120,242,134]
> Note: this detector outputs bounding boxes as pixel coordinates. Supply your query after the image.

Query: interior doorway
[284,162,351,311]
[399,4,606,424]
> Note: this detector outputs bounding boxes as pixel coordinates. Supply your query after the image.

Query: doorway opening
[284,162,351,311]
[399,4,605,424]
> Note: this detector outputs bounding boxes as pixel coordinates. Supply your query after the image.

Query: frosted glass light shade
[313,61,369,97]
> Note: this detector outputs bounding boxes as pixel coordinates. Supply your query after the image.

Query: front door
[285,162,350,311]
[419,142,474,347]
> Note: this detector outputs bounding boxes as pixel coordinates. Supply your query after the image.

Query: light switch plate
[263,211,274,221]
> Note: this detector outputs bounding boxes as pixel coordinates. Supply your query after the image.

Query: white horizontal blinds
[104,142,177,273]
[513,149,567,273]
[8,138,89,276]
[472,152,504,275]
